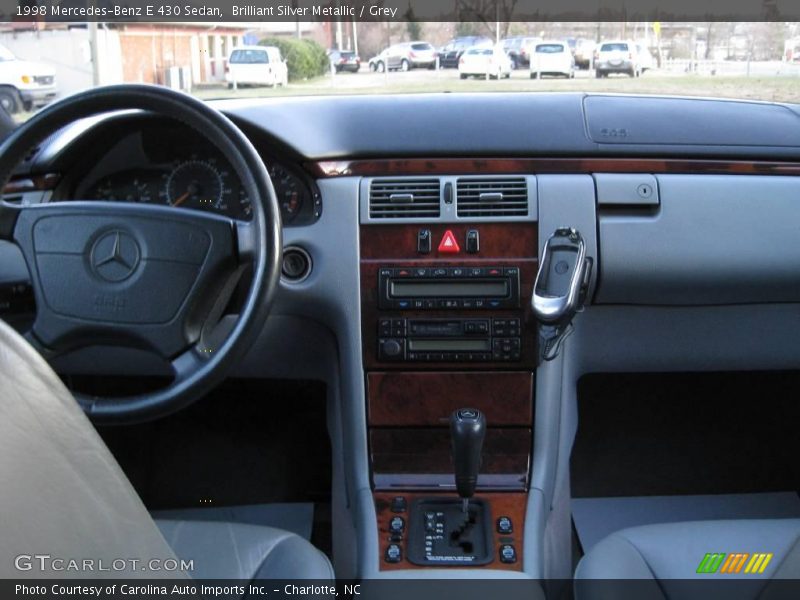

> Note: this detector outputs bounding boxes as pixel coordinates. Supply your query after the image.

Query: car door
[388,45,403,70]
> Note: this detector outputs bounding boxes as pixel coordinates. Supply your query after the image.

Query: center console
[360,219,539,571]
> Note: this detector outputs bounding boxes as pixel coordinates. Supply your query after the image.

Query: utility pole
[495,1,500,43]
[352,19,359,56]
[89,21,100,86]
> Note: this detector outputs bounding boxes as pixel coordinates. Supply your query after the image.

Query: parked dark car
[501,36,539,68]
[437,36,492,68]
[328,49,360,73]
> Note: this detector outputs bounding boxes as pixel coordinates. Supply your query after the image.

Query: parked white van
[0,43,57,114]
[529,41,575,79]
[226,46,288,88]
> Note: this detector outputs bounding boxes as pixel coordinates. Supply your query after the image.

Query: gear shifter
[449,408,486,518]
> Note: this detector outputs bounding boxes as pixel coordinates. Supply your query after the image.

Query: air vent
[456,177,528,217]
[369,178,441,219]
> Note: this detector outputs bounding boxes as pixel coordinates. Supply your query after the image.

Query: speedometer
[163,160,224,212]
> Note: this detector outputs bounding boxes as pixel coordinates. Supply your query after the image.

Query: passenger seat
[575,519,800,598]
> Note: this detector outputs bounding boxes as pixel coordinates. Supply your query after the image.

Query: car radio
[378,266,520,311]
[377,317,522,362]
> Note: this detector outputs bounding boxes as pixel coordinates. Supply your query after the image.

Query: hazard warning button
[438,230,460,253]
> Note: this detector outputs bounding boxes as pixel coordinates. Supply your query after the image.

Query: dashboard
[54,119,321,225]
[3,92,800,582]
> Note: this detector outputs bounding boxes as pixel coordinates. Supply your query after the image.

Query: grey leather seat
[0,319,333,580]
[575,519,800,599]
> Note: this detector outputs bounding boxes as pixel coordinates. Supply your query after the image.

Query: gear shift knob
[449,408,486,500]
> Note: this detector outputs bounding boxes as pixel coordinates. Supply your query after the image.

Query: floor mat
[573,492,800,553]
[152,502,315,540]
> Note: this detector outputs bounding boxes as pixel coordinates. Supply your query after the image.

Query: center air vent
[369,178,441,219]
[456,177,528,217]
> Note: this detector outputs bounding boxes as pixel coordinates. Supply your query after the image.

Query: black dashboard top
[215,93,800,161]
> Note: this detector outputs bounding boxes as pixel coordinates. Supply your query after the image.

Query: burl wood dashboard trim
[375,492,527,571]
[360,223,539,371]
[368,371,533,427]
[309,157,800,178]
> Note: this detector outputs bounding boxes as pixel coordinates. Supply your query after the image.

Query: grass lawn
[193,72,800,104]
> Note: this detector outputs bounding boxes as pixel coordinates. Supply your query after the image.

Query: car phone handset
[449,408,486,518]
[532,228,592,361]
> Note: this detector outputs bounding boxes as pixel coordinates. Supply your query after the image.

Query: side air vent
[369,178,441,219]
[456,177,528,217]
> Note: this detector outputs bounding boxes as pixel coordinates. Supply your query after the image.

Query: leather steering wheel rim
[0,84,282,424]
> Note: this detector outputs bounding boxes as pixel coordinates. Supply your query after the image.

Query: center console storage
[360,222,538,571]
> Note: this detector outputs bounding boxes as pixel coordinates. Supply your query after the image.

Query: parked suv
[369,42,437,72]
[328,49,360,73]
[594,40,641,77]
[438,36,493,68]
[0,43,57,114]
[226,46,288,88]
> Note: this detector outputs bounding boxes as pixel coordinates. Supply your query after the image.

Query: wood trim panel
[309,157,800,178]
[367,371,533,427]
[360,223,539,371]
[370,427,530,488]
[3,173,60,195]
[360,222,538,261]
[375,491,527,571]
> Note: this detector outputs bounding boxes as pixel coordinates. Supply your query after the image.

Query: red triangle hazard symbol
[438,230,460,253]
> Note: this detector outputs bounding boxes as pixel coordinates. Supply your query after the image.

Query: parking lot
[195,60,800,104]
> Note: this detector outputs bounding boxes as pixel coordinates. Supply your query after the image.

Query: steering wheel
[0,85,282,424]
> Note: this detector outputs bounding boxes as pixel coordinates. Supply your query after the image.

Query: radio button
[424,300,436,310]
[397,300,411,310]
[395,268,412,277]
[432,268,448,278]
[413,267,430,277]
[379,339,404,360]
[413,300,424,309]
[378,319,392,336]
[462,299,474,309]
[504,267,520,277]
[449,267,466,277]
[468,267,485,277]
[487,267,503,276]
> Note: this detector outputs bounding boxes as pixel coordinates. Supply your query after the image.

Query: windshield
[4,19,799,122]
[0,43,15,62]
[537,44,565,53]
[229,49,269,64]
[600,43,629,52]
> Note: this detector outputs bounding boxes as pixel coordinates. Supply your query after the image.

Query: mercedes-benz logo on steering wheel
[90,230,141,282]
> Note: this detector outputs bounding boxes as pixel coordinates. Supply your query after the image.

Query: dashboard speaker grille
[369,178,441,219]
[456,177,528,217]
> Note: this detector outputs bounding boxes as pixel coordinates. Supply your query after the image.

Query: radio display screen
[408,339,492,352]
[390,280,509,298]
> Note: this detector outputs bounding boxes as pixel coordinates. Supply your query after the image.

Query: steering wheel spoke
[170,346,208,382]
[0,85,282,423]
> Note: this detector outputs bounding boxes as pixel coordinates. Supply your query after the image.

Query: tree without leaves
[455,0,519,40]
